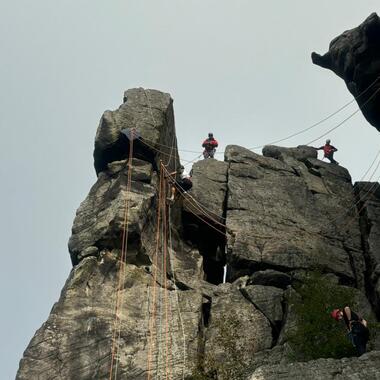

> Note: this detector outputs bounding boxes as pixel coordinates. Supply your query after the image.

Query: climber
[167,165,193,203]
[202,133,218,159]
[316,139,339,164]
[331,306,370,356]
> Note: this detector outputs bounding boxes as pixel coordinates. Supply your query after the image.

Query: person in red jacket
[331,306,369,356]
[202,133,218,159]
[317,139,339,164]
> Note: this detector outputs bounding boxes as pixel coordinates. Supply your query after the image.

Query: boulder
[94,88,179,174]
[249,269,292,289]
[225,145,364,289]
[183,159,228,224]
[203,286,273,379]
[242,285,284,326]
[312,13,380,132]
[68,159,156,265]
[16,255,204,380]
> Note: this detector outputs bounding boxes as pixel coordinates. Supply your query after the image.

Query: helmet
[331,309,341,321]
[208,132,213,138]
[326,139,331,144]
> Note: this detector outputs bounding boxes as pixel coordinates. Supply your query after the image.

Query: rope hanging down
[147,162,175,380]
[109,129,135,380]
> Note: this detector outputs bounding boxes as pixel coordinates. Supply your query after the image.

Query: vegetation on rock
[288,272,357,360]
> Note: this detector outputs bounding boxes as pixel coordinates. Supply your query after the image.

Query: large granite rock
[183,159,228,223]
[17,89,380,379]
[182,159,228,285]
[94,88,179,174]
[203,285,273,379]
[68,159,156,265]
[17,255,204,380]
[18,89,205,380]
[225,145,365,290]
[355,181,380,318]
[312,13,380,132]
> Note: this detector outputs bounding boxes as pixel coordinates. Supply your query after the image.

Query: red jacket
[318,144,337,156]
[202,138,218,150]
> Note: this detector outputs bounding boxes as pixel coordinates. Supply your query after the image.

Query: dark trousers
[325,153,338,164]
[179,178,192,192]
[350,323,369,356]
[203,148,216,159]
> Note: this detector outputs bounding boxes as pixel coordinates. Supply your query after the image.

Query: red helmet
[331,309,341,321]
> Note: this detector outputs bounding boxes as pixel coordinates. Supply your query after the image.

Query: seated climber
[202,133,218,159]
[316,139,339,164]
[167,165,193,202]
[331,306,370,356]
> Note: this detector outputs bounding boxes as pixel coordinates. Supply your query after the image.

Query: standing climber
[202,133,218,159]
[167,165,193,203]
[316,139,339,164]
[331,306,370,356]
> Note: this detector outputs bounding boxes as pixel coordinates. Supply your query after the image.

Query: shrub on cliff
[288,272,357,360]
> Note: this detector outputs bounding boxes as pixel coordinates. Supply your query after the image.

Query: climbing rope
[147,165,164,380]
[168,205,187,380]
[162,167,228,228]
[329,150,380,227]
[140,76,380,156]
[145,87,178,380]
[109,129,135,380]
[305,86,380,146]
[248,76,380,151]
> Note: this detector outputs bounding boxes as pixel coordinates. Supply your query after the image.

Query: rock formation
[312,13,380,132]
[17,89,380,380]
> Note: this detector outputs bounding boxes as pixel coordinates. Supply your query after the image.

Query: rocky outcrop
[17,256,204,380]
[94,88,179,174]
[225,145,365,289]
[248,351,380,380]
[312,13,380,131]
[182,159,228,285]
[18,89,206,380]
[17,90,380,380]
[355,181,380,318]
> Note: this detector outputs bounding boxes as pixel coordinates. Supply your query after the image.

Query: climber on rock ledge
[331,306,370,356]
[316,139,339,164]
[202,132,218,159]
[167,165,193,203]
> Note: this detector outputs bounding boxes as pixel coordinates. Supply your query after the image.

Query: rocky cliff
[312,13,380,132]
[17,89,380,380]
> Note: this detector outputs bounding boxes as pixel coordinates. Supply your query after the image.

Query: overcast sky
[1,1,380,378]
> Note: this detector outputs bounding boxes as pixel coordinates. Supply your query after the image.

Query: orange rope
[162,174,170,380]
[109,130,135,380]
[147,163,164,380]
[162,166,227,228]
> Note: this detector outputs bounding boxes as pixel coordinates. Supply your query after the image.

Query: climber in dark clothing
[331,306,370,356]
[167,165,193,203]
[202,133,218,159]
[316,139,339,164]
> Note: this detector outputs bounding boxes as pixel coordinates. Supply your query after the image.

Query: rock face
[94,88,179,174]
[225,145,364,289]
[312,13,380,131]
[17,90,380,379]
[248,351,380,380]
[355,182,380,318]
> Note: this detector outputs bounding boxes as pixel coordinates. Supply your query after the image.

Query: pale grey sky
[1,1,380,378]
